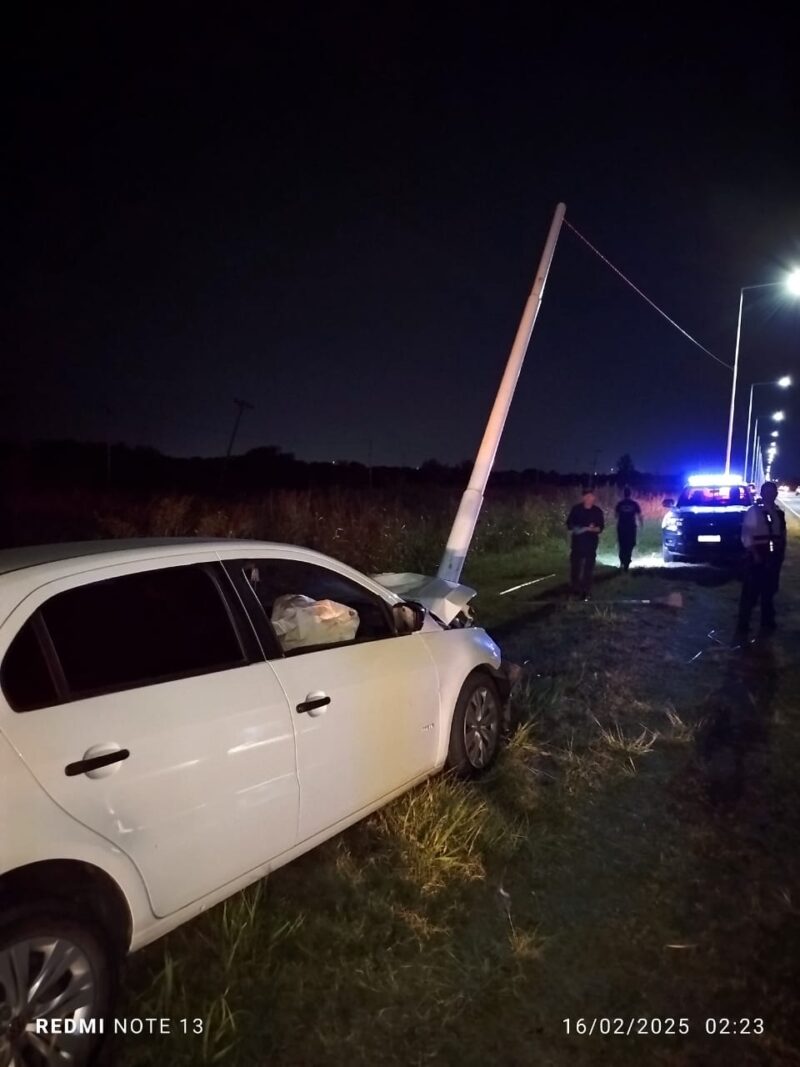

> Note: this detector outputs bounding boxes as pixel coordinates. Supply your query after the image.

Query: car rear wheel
[446,674,502,776]
[0,910,114,1067]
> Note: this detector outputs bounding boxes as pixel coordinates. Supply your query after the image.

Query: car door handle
[65,747,130,778]
[296,693,331,716]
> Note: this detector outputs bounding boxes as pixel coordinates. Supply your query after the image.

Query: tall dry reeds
[2,484,666,574]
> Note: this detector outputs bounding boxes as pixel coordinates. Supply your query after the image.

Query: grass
[7,484,797,1064]
[107,510,800,1066]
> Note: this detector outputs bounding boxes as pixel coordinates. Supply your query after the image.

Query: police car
[661,474,753,563]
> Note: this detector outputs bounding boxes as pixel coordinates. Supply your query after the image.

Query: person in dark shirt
[614,486,643,571]
[566,488,605,600]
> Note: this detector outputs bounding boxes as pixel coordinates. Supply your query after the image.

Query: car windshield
[678,485,753,507]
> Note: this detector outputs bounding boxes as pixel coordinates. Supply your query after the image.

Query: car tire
[445,674,503,777]
[0,907,116,1067]
[662,547,679,563]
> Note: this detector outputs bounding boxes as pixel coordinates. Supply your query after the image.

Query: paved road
[779,490,800,522]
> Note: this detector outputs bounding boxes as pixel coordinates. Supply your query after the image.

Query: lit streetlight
[724,270,800,474]
[743,375,791,482]
[749,411,786,482]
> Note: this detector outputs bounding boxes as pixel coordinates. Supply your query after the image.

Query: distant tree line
[0,440,680,494]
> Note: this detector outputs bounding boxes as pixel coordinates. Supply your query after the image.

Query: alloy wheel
[462,684,500,769]
[0,933,98,1066]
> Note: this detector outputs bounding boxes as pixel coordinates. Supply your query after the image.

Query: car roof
[0,538,411,628]
[0,538,298,577]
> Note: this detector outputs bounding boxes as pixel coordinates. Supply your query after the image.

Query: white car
[0,538,510,1064]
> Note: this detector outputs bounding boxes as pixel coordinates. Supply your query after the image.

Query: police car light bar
[687,473,744,487]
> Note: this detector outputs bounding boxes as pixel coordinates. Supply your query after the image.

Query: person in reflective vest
[736,481,787,636]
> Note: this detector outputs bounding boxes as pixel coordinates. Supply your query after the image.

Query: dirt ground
[475,513,800,1066]
[117,510,800,1067]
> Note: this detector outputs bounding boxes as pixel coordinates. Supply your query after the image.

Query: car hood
[372,572,477,626]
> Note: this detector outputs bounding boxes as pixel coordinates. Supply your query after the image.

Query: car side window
[1,617,60,712]
[239,559,394,656]
[1,564,248,711]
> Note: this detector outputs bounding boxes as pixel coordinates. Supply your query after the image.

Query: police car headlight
[662,514,682,532]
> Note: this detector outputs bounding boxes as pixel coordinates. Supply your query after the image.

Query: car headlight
[662,514,682,533]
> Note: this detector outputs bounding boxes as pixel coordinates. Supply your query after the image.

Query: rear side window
[1,618,59,712]
[2,564,247,711]
[678,486,753,507]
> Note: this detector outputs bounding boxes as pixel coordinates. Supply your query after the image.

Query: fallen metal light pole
[438,202,566,583]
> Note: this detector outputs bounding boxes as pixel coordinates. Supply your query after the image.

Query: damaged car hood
[372,572,476,627]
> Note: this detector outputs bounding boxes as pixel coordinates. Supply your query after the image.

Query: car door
[0,556,299,918]
[222,553,440,842]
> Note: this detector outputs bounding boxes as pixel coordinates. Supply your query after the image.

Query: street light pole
[724,275,799,475]
[743,376,791,483]
[743,383,755,484]
[750,417,759,483]
[438,202,566,582]
[724,287,745,475]
[751,412,785,481]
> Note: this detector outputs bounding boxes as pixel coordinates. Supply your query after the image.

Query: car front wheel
[0,910,114,1067]
[446,674,502,776]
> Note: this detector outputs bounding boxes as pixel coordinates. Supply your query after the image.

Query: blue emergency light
[687,473,743,487]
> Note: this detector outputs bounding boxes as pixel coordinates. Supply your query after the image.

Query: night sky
[7,6,800,477]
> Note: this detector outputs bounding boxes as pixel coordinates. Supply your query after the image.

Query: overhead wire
[564,218,732,371]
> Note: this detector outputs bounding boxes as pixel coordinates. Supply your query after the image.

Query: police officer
[614,486,642,571]
[736,481,787,637]
[566,487,605,600]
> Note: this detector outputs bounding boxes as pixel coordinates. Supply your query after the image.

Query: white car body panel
[420,627,503,767]
[0,539,506,955]
[0,553,300,919]
[268,639,439,839]
[130,765,434,951]
[214,545,443,838]
[0,728,151,926]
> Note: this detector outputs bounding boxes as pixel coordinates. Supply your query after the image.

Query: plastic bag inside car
[271,593,360,650]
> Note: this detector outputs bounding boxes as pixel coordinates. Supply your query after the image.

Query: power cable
[564,218,731,371]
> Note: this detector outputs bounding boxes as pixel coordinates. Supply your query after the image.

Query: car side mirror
[662,498,675,508]
[392,600,426,634]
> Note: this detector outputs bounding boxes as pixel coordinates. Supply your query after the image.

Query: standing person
[566,488,605,600]
[614,486,643,571]
[736,481,787,638]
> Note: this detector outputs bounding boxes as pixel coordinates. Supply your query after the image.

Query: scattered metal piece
[688,627,758,662]
[596,592,683,608]
[498,574,557,597]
